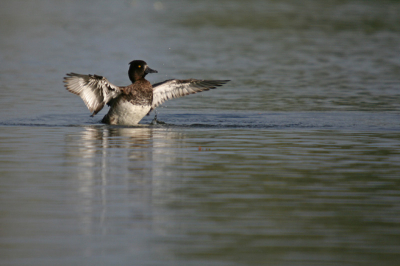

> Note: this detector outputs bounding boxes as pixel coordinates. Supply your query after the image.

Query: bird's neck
[129,74,147,84]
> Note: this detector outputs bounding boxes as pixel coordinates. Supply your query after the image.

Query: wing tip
[215,80,230,85]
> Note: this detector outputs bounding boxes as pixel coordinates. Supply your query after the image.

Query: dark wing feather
[64,73,122,116]
[151,79,230,109]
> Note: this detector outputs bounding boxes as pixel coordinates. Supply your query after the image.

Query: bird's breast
[106,100,151,125]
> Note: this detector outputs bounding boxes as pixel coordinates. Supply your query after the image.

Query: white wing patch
[151,79,230,110]
[64,73,122,116]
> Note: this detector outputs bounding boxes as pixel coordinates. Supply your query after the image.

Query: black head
[128,60,158,83]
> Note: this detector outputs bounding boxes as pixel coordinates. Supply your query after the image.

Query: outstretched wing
[151,79,230,110]
[64,73,122,116]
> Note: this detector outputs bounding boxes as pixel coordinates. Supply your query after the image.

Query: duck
[64,60,230,125]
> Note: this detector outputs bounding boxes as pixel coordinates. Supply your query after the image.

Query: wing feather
[151,79,230,109]
[64,73,122,116]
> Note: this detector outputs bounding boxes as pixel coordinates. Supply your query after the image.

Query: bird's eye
[138,65,141,68]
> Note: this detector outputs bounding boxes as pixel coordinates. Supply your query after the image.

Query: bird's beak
[145,65,158,74]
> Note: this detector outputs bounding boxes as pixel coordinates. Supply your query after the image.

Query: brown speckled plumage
[122,79,153,105]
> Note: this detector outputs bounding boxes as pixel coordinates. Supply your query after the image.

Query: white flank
[107,101,151,125]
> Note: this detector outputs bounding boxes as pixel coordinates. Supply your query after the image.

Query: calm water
[1,0,400,265]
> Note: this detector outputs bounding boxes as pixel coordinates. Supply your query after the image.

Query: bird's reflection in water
[70,126,154,181]
[64,125,185,237]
